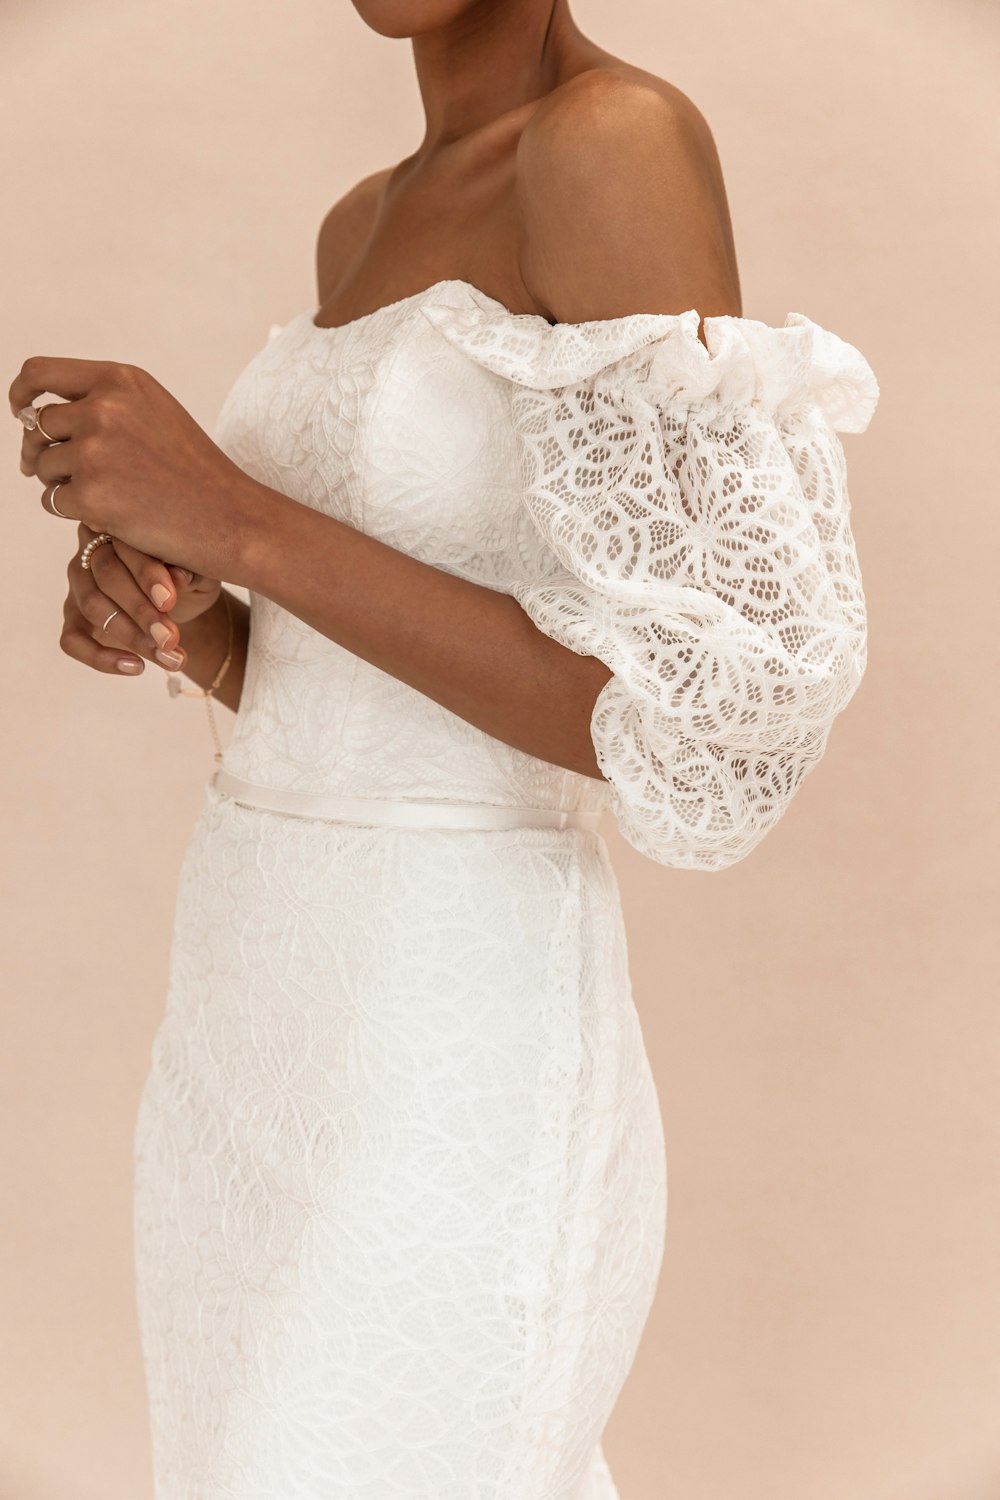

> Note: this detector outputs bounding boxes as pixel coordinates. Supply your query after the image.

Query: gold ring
[35,407,60,443]
[48,482,70,518]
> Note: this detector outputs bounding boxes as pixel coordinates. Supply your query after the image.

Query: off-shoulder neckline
[280,277,878,436]
[306,277,696,337]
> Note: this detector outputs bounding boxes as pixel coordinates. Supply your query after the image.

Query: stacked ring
[18,402,113,564]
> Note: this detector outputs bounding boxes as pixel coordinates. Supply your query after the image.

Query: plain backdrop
[1,1,998,1497]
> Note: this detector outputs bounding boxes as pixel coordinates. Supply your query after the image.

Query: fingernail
[150,622,173,648]
[177,568,194,583]
[155,648,184,669]
[151,583,171,608]
[117,657,143,673]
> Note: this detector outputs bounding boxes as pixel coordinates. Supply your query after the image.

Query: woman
[10,1,879,1494]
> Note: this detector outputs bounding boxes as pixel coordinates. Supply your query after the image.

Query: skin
[11,0,741,775]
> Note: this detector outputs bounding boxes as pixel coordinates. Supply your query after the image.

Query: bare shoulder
[525,67,720,170]
[517,68,742,330]
[315,167,394,295]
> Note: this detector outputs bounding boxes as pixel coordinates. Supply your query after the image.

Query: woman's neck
[410,0,599,154]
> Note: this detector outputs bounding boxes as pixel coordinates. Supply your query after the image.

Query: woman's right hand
[62,523,222,676]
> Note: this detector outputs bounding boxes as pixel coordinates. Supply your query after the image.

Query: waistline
[211,766,604,834]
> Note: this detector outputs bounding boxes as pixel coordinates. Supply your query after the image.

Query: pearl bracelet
[165,588,235,762]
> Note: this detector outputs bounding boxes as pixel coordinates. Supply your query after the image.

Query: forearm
[235,484,612,779]
[175,587,250,714]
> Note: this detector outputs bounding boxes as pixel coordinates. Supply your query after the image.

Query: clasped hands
[8,353,258,677]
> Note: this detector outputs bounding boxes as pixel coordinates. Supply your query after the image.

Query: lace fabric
[135,785,666,1499]
[421,293,879,869]
[133,279,876,1498]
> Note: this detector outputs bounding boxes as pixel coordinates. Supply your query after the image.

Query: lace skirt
[133,777,667,1500]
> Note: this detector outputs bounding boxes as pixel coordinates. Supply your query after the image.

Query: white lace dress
[132,279,879,1499]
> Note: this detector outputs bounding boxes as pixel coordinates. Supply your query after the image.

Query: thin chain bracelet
[165,588,235,762]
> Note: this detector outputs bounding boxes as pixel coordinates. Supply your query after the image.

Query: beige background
[2,1,998,1496]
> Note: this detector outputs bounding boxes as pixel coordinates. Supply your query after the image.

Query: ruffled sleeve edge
[419,296,880,434]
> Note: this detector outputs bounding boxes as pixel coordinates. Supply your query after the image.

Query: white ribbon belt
[211,766,603,834]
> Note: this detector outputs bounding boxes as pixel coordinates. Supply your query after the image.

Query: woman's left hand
[9,355,262,581]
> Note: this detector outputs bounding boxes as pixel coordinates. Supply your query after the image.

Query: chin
[349,0,488,39]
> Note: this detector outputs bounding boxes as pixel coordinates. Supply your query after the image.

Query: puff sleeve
[422,299,880,872]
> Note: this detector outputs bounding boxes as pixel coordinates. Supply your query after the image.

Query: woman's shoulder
[525,63,713,150]
[516,65,742,331]
[314,167,394,298]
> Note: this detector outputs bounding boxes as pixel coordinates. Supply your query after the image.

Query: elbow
[576,735,611,782]
[601,731,832,871]
[608,794,768,871]
[588,666,852,871]
[572,656,617,780]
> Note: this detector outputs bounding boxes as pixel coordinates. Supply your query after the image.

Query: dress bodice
[211,279,879,870]
[212,281,609,819]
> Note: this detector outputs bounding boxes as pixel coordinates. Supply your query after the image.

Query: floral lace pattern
[135,787,665,1499]
[133,279,876,1498]
[421,291,879,869]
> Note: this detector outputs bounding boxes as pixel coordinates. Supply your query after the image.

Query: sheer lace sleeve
[422,299,880,871]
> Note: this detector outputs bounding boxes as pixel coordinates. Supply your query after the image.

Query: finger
[60,602,147,676]
[9,356,112,414]
[40,479,77,521]
[40,475,112,532]
[76,543,170,654]
[18,398,76,475]
[40,478,85,524]
[36,440,78,487]
[78,544,187,666]
[109,535,189,611]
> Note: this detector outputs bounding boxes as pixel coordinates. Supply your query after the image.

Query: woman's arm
[235,491,613,778]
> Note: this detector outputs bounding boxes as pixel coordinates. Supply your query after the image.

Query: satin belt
[211,766,604,834]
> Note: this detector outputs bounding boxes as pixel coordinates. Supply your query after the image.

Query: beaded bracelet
[165,587,234,762]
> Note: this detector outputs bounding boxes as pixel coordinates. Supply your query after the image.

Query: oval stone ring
[16,404,39,430]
